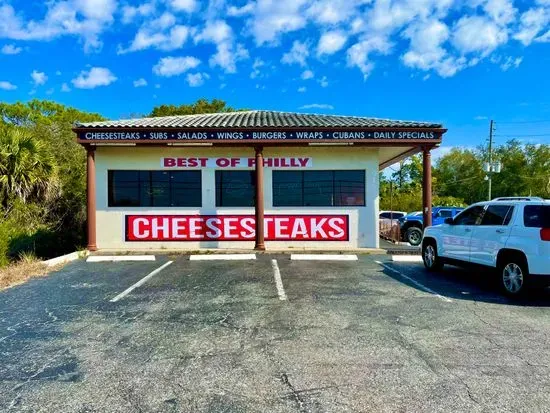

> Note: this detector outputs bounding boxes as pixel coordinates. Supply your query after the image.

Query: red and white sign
[161,157,312,168]
[126,215,348,241]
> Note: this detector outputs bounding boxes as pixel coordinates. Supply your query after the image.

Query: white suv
[422,197,550,296]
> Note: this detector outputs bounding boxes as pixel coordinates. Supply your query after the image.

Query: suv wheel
[406,227,423,246]
[422,240,443,271]
[499,255,529,296]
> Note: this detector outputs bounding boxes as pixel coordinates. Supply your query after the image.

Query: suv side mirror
[444,217,454,225]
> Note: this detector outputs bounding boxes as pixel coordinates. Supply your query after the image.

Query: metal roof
[75,110,442,129]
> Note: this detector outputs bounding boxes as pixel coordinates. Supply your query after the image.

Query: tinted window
[273,170,365,207]
[438,210,453,218]
[380,212,404,219]
[524,205,550,228]
[480,205,514,226]
[216,171,255,207]
[454,206,485,225]
[108,170,201,207]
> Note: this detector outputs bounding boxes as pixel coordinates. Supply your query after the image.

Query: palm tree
[0,127,58,209]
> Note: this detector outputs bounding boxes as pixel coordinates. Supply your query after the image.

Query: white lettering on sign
[126,215,349,241]
[161,157,312,168]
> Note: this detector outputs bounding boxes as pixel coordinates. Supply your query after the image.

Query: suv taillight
[541,228,550,241]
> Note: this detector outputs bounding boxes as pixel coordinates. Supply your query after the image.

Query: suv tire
[406,227,423,246]
[498,254,530,297]
[422,240,444,271]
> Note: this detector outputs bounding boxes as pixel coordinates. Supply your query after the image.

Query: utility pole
[487,119,494,201]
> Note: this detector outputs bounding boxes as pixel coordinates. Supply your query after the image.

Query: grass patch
[0,252,59,290]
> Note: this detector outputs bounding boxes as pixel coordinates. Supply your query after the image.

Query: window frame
[107,170,202,208]
[479,204,514,226]
[272,170,366,207]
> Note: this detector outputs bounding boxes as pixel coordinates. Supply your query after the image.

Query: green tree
[149,98,238,117]
[0,127,58,209]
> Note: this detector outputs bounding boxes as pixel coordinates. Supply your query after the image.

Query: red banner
[126,215,349,241]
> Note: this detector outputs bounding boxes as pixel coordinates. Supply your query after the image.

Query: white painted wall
[94,146,380,250]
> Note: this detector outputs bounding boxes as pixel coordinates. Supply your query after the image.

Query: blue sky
[1,0,550,155]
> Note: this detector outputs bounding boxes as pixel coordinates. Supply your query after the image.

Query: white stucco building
[74,111,444,251]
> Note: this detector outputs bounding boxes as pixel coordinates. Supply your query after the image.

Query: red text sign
[161,157,312,168]
[126,215,348,241]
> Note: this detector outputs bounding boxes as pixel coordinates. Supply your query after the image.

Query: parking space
[2,254,550,412]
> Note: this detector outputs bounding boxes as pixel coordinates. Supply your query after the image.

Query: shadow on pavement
[380,262,550,307]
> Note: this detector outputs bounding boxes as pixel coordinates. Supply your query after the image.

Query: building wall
[94,146,380,250]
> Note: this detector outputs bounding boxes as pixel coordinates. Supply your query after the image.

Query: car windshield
[524,205,550,228]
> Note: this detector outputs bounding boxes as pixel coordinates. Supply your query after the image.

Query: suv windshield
[524,205,550,228]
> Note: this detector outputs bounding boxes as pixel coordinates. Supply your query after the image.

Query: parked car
[398,207,464,246]
[422,197,550,296]
[379,211,407,220]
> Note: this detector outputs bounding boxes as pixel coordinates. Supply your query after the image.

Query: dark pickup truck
[398,207,464,246]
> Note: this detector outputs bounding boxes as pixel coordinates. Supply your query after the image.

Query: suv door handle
[464,228,472,232]
[496,229,506,234]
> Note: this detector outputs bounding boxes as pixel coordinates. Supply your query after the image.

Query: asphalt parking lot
[1,254,550,413]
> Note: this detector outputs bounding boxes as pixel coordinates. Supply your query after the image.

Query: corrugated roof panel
[74,110,443,129]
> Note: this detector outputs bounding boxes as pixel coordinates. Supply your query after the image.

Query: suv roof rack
[493,197,544,201]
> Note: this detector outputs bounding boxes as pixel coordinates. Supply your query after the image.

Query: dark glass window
[437,209,453,218]
[454,205,485,225]
[273,170,365,207]
[216,171,255,207]
[524,205,550,228]
[480,205,514,226]
[108,170,201,207]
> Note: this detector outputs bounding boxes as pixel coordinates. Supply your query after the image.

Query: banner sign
[162,157,312,168]
[78,130,440,142]
[125,214,349,242]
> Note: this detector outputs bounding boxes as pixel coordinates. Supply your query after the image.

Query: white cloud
[514,7,550,45]
[301,70,314,80]
[500,56,523,71]
[317,31,348,56]
[195,20,248,73]
[227,2,254,17]
[1,44,22,55]
[282,40,309,66]
[72,67,117,89]
[152,56,201,77]
[306,0,360,25]
[346,36,392,79]
[299,103,334,110]
[133,78,148,87]
[0,0,117,52]
[169,0,198,13]
[31,70,47,86]
[298,86,306,92]
[61,83,71,92]
[248,0,310,45]
[121,3,155,24]
[318,76,328,87]
[0,81,17,90]
[250,58,265,78]
[474,115,488,120]
[119,13,190,53]
[186,72,210,87]
[452,16,508,56]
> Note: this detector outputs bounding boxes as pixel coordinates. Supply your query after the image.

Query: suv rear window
[524,205,550,228]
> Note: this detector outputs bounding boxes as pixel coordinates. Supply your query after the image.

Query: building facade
[74,111,444,251]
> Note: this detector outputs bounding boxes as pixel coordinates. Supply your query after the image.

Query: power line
[494,133,550,137]
[497,120,550,125]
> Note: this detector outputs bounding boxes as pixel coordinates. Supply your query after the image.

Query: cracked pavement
[1,254,550,412]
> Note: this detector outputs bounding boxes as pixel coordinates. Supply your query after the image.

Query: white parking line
[189,254,256,261]
[392,255,423,263]
[271,259,287,301]
[109,261,173,302]
[375,260,452,303]
[87,255,155,262]
[290,254,358,261]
